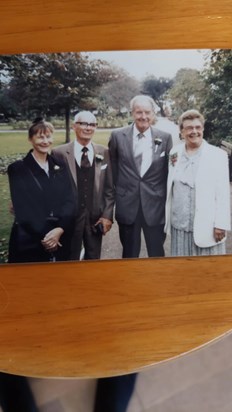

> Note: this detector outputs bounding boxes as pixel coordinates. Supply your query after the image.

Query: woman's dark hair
[28,118,54,139]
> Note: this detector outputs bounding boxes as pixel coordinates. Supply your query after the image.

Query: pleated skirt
[171,227,226,257]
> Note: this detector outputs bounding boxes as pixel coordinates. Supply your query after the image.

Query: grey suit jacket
[52,141,114,222]
[109,124,173,226]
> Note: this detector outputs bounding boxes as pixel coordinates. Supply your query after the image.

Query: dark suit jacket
[109,124,173,226]
[8,151,75,262]
[52,141,115,222]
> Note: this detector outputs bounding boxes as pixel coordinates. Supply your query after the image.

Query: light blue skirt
[171,227,226,256]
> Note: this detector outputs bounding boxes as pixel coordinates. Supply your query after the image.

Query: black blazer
[8,151,76,263]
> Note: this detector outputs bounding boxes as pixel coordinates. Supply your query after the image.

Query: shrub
[0,154,24,174]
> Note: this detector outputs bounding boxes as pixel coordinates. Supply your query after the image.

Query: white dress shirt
[133,125,152,177]
[74,140,94,166]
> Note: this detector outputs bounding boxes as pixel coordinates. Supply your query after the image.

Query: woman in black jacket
[7,118,75,263]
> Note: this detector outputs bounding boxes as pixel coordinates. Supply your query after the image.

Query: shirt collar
[133,125,151,140]
[74,139,93,154]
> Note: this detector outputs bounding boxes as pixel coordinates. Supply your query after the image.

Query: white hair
[130,95,156,112]
[74,111,96,123]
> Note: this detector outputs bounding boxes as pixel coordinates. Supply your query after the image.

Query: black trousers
[93,373,137,412]
[0,373,38,412]
[118,205,166,258]
[70,210,102,260]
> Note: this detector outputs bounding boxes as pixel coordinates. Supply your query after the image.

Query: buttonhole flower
[95,154,104,162]
[169,152,178,166]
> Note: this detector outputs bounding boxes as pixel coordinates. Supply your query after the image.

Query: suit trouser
[70,209,102,260]
[93,373,137,412]
[118,204,166,258]
[0,373,38,412]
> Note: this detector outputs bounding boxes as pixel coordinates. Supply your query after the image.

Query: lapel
[168,142,185,189]
[195,139,210,194]
[139,127,164,178]
[151,127,159,163]
[23,151,48,193]
[150,127,166,162]
[124,124,141,175]
[195,140,208,186]
[92,143,101,195]
[23,151,43,178]
[48,154,57,179]
[64,142,77,186]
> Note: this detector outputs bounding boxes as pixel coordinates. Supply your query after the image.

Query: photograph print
[0,48,231,265]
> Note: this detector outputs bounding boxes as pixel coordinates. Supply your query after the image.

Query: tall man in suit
[52,111,114,260]
[109,94,173,258]
[93,96,173,412]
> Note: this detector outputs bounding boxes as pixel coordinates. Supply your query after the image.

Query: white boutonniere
[95,154,104,162]
[154,137,162,153]
[54,165,60,171]
[169,152,178,166]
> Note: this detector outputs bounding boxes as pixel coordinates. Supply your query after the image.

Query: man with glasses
[52,111,114,260]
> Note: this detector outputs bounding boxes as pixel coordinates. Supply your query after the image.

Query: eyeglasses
[75,122,98,128]
[183,125,203,132]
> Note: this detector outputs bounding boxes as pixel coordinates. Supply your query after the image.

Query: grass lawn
[0,174,14,262]
[0,129,111,263]
[0,129,110,155]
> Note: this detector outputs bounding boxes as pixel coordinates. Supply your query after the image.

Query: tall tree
[0,53,116,142]
[141,75,173,116]
[0,55,23,119]
[202,49,232,144]
[99,68,140,114]
[168,68,205,121]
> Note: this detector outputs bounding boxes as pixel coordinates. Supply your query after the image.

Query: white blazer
[165,140,231,248]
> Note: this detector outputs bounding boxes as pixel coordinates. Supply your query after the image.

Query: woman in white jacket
[165,109,231,256]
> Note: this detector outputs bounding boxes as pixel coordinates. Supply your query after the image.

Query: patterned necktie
[134,133,144,173]
[81,147,91,168]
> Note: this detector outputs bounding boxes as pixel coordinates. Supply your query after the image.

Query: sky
[89,49,210,80]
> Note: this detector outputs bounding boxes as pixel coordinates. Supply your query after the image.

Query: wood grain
[0,256,232,378]
[1,0,232,54]
[0,0,232,378]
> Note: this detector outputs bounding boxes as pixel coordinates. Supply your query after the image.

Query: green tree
[202,49,232,145]
[0,55,23,119]
[168,68,205,121]
[141,75,173,116]
[99,69,140,114]
[0,53,116,142]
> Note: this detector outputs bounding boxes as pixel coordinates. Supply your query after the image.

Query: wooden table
[0,0,232,378]
[0,256,232,378]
